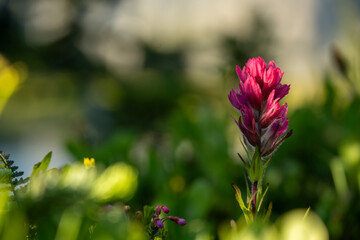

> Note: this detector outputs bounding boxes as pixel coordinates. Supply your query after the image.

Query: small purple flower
[177,218,187,226]
[152,205,187,229]
[156,219,164,229]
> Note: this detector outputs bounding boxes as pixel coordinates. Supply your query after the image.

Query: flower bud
[161,205,170,214]
[169,216,187,226]
[177,218,187,226]
[156,219,164,229]
[155,205,161,215]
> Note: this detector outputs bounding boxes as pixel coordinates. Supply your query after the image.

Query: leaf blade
[31,151,52,177]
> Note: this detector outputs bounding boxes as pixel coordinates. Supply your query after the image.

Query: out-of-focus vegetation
[1,151,142,240]
[1,1,360,239]
[0,54,26,115]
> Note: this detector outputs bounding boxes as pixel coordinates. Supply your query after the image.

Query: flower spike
[228,57,291,157]
[229,57,292,221]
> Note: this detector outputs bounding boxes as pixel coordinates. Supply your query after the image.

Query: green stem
[251,181,258,218]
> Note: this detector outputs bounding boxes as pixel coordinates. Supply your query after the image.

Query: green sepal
[249,147,263,182]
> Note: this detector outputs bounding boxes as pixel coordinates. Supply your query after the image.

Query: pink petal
[261,118,289,154]
[243,76,262,110]
[232,114,258,147]
[274,84,290,100]
[260,90,288,128]
[260,90,279,127]
[236,65,247,83]
[245,57,267,88]
[240,106,254,129]
[228,88,247,111]
[268,60,276,69]
[237,109,260,147]
[263,67,284,98]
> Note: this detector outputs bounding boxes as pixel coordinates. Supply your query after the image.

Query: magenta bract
[229,57,291,156]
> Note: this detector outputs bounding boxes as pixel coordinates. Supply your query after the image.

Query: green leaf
[31,151,52,178]
[257,183,269,212]
[264,202,272,222]
[232,184,252,224]
[143,205,156,226]
[261,156,272,178]
[232,184,246,210]
[303,206,311,220]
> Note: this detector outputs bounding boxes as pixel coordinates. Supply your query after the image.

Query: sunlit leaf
[91,163,138,202]
[232,184,252,223]
[31,152,52,178]
[303,206,311,220]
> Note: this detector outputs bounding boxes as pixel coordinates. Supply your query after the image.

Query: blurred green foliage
[1,1,360,239]
[1,151,142,240]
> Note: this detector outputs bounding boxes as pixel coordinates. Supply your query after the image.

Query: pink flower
[228,57,291,157]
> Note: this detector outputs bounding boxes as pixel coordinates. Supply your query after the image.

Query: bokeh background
[1,0,360,239]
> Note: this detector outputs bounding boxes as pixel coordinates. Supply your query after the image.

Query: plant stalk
[251,181,258,217]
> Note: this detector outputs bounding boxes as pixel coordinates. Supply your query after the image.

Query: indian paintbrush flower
[229,57,292,220]
[229,57,292,158]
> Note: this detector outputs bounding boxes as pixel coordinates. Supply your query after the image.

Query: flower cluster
[152,205,186,229]
[228,57,292,157]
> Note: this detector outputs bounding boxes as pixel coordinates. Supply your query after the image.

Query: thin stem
[251,181,258,217]
[0,152,8,165]
[0,153,18,201]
